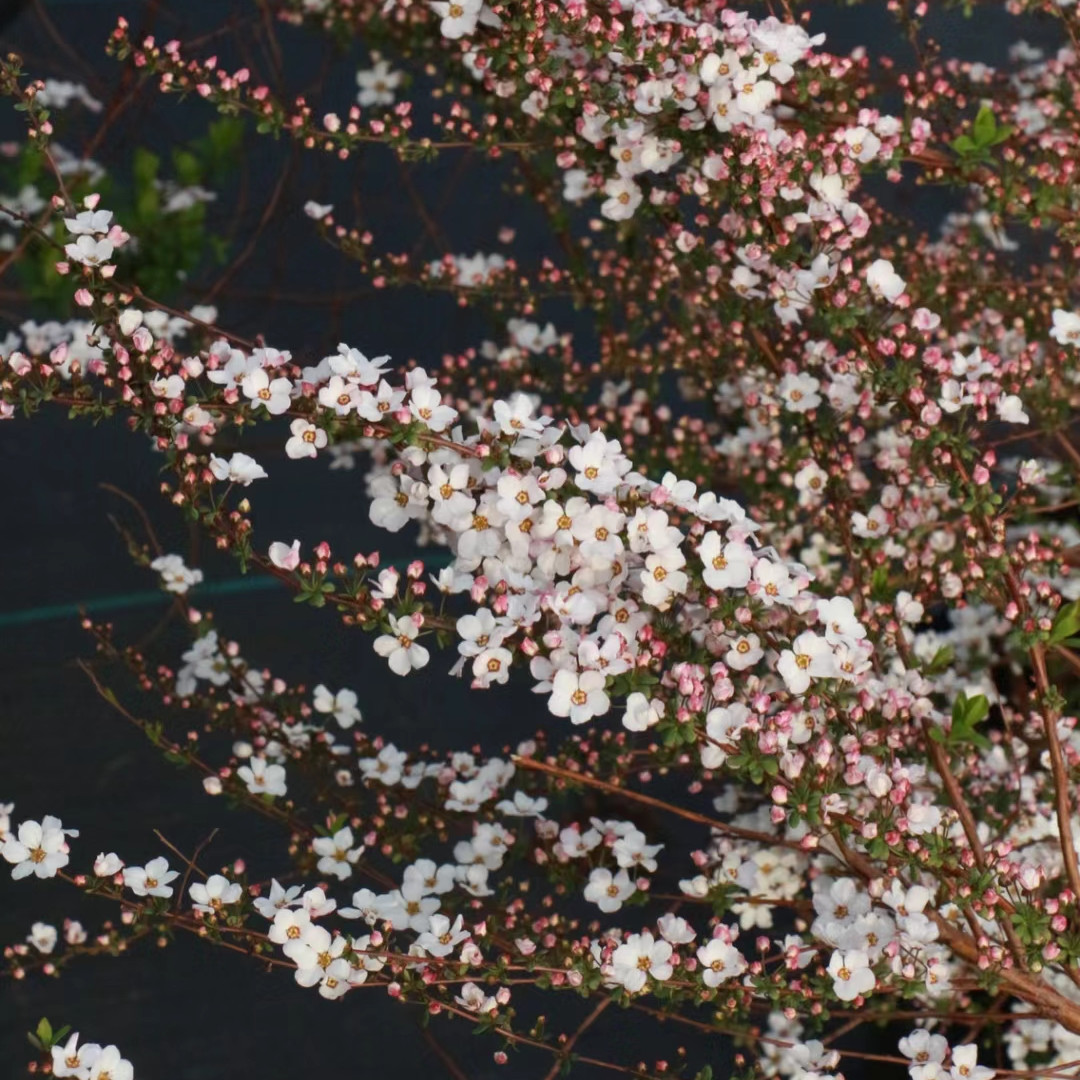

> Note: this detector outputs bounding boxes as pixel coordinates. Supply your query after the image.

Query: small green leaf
[973,105,997,147]
[1049,600,1080,647]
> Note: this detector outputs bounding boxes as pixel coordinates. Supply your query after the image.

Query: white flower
[88,1046,133,1080]
[601,176,642,221]
[117,309,143,336]
[1018,459,1047,486]
[359,743,408,785]
[2,816,74,880]
[123,855,179,898]
[623,692,663,732]
[794,462,828,506]
[65,209,113,235]
[493,393,548,437]
[403,859,457,896]
[725,634,763,671]
[150,553,203,594]
[840,125,882,162]
[816,597,866,646]
[732,70,776,116]
[358,380,407,423]
[376,881,441,931]
[778,631,836,695]
[641,546,688,608]
[304,201,333,220]
[429,0,482,38]
[950,1045,994,1080]
[456,981,498,1013]
[827,948,875,1001]
[237,756,288,797]
[549,669,609,724]
[285,418,328,459]
[268,539,301,569]
[190,874,243,913]
[905,802,942,835]
[899,1029,949,1068]
[373,615,430,676]
[777,372,821,412]
[473,646,513,687]
[356,59,402,107]
[562,169,591,202]
[851,505,889,538]
[865,259,905,303]
[697,938,747,987]
[291,925,351,994]
[583,867,635,912]
[93,852,124,877]
[312,826,365,880]
[701,703,750,769]
[612,828,663,872]
[318,375,360,417]
[996,393,1029,424]
[753,559,798,606]
[313,685,362,728]
[569,432,631,494]
[656,914,696,945]
[253,879,303,919]
[150,374,184,400]
[494,791,548,817]
[1051,309,1080,345]
[269,907,314,956]
[52,1032,102,1079]
[895,591,925,624]
[611,931,673,992]
[416,913,470,957]
[64,235,114,266]
[28,921,58,953]
[241,368,292,414]
[699,534,753,591]
[409,384,457,431]
[208,452,267,486]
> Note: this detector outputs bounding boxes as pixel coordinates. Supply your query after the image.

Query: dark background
[0,1,1065,1076]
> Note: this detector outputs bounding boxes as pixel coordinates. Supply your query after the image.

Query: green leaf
[869,564,890,601]
[973,105,997,147]
[949,692,992,749]
[1049,600,1080,647]
[924,644,954,675]
[35,1018,53,1047]
[964,694,990,727]
[951,134,977,155]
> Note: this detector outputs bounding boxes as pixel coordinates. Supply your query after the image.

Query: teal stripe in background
[0,552,454,629]
[0,575,278,629]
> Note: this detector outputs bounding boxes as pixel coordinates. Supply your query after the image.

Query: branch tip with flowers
[4,0,1080,1076]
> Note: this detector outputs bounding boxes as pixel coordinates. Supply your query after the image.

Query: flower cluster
[4,2,1080,1077]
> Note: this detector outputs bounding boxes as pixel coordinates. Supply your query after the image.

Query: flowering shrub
[5,1,1080,1077]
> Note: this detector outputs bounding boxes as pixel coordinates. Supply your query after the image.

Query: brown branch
[1033,643,1080,904]
[512,755,807,852]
